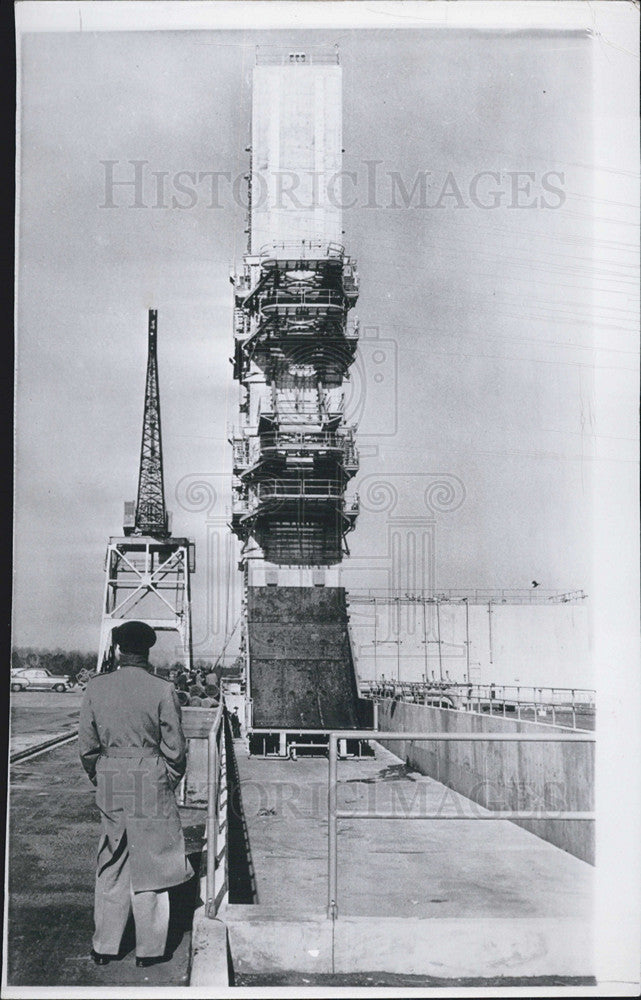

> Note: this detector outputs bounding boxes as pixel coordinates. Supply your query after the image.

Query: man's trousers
[93,833,169,958]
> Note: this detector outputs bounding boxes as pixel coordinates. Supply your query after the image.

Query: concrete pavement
[191,738,594,982]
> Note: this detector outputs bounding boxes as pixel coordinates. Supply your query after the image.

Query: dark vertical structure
[97,310,194,674]
[132,309,169,538]
[229,48,366,739]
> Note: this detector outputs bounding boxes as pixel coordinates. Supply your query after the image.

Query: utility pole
[465,598,471,685]
[436,598,443,681]
[422,597,429,681]
[373,597,377,680]
[396,596,401,682]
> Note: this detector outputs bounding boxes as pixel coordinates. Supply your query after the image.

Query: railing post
[327,734,338,920]
[213,732,219,904]
[206,722,219,918]
[373,699,379,731]
[206,729,215,916]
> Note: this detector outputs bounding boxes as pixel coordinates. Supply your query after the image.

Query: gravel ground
[10,689,83,739]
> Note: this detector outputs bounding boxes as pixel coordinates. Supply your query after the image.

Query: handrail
[360,684,595,730]
[232,432,359,467]
[326,729,595,919]
[257,239,345,258]
[205,701,226,918]
[361,680,595,696]
[232,483,359,517]
[260,290,345,309]
[255,479,345,498]
[360,683,596,705]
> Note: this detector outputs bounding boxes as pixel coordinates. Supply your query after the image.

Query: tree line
[12,648,243,684]
[12,648,98,682]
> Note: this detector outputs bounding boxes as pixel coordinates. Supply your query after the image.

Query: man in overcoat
[79,621,193,967]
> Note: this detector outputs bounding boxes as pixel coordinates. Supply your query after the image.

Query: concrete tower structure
[229,47,364,737]
[230,46,359,578]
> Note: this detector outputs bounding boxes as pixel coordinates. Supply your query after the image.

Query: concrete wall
[247,586,361,728]
[377,699,594,864]
[251,63,342,251]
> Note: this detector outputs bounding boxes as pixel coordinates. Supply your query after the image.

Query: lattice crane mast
[97,309,195,673]
[124,309,169,538]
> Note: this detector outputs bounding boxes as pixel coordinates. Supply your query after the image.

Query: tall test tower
[230,47,364,744]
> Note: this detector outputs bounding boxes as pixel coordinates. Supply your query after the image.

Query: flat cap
[112,621,157,654]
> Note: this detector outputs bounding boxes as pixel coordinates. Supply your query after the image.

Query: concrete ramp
[247,587,360,729]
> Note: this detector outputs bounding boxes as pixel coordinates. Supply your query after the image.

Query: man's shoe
[91,949,115,966]
[136,956,164,968]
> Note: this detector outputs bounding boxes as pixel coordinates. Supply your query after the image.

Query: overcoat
[79,663,194,892]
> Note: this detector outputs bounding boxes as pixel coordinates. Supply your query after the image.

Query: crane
[124,309,169,537]
[96,309,195,673]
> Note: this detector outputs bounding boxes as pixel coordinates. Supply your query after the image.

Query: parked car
[11,668,71,692]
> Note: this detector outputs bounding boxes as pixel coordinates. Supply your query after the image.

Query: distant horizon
[11,643,236,662]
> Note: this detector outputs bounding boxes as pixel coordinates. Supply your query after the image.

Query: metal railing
[272,429,355,449]
[205,703,228,918]
[360,681,596,729]
[231,431,359,470]
[260,290,345,311]
[462,682,595,704]
[461,684,595,728]
[326,729,595,919]
[231,485,359,520]
[257,240,345,259]
[361,684,458,713]
[251,314,350,342]
[255,478,346,500]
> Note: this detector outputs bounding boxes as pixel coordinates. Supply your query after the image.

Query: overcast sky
[13,24,637,653]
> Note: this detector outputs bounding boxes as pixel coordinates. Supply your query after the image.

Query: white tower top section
[250,49,343,256]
